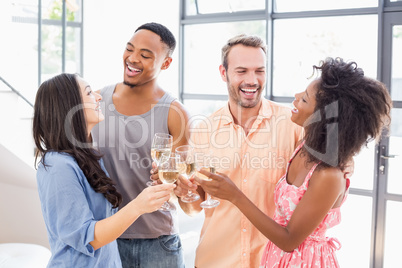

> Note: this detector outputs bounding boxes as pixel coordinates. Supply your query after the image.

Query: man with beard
[186,34,304,267]
[92,22,190,267]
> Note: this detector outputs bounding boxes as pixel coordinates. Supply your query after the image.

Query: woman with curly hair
[33,73,175,267]
[195,57,392,267]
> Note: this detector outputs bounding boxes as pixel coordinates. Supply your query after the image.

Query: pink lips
[126,65,141,76]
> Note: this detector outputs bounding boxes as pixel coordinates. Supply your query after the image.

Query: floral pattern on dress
[260,142,349,268]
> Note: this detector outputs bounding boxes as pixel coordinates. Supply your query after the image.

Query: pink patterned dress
[260,142,350,268]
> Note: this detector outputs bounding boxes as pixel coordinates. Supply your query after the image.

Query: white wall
[83,0,180,99]
[0,144,49,248]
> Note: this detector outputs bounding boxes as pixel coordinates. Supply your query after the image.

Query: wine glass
[148,133,173,186]
[158,154,179,211]
[175,145,200,203]
[197,154,220,209]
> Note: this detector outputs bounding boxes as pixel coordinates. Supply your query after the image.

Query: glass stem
[186,175,192,195]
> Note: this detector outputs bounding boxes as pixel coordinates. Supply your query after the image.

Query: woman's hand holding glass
[193,169,240,205]
[195,155,220,208]
[136,183,177,213]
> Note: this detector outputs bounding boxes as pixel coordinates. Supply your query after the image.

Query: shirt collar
[219,99,273,126]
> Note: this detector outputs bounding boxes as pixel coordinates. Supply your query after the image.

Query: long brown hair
[33,73,122,208]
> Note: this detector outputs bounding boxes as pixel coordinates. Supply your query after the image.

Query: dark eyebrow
[83,85,91,93]
[305,89,310,99]
[140,48,154,55]
[126,42,154,55]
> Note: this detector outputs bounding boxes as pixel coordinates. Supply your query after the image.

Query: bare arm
[90,183,175,250]
[195,168,345,251]
[168,101,201,215]
[149,100,191,186]
[149,105,206,216]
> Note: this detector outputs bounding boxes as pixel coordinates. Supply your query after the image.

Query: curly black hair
[33,73,122,208]
[302,57,392,170]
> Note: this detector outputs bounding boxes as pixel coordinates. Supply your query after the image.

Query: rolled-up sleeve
[38,158,98,256]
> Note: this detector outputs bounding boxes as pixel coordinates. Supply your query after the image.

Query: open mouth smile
[240,88,258,96]
[291,102,299,113]
[126,63,142,75]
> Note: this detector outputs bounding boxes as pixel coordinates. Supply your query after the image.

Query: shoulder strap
[301,162,320,189]
[289,140,305,161]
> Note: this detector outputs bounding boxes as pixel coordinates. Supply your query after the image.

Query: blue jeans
[117,235,185,268]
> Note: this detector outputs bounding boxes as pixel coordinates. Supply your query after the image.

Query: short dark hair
[135,22,176,56]
[303,57,392,169]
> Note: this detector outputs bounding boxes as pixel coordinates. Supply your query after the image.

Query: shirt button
[242,229,247,232]
[243,179,247,183]
[243,253,246,256]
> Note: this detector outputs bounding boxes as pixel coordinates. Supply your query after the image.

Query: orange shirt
[190,99,303,268]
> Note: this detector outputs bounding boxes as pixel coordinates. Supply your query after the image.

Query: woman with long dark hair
[195,57,392,267]
[33,73,175,267]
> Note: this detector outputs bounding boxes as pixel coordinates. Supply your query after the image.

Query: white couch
[0,243,50,268]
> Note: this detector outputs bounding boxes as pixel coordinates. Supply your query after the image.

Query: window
[274,0,377,12]
[184,0,265,15]
[183,20,266,97]
[273,15,377,97]
[0,0,83,103]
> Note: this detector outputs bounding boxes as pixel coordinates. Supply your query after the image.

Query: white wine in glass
[176,162,196,177]
[151,147,171,166]
[197,166,215,180]
[147,133,173,187]
[159,170,179,184]
[150,133,172,166]
[198,165,220,209]
[175,145,200,203]
[157,154,178,211]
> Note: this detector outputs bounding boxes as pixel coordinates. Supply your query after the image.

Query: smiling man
[187,34,304,268]
[92,22,189,268]
[220,40,266,135]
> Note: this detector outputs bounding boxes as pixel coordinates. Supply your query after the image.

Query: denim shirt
[36,152,121,267]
